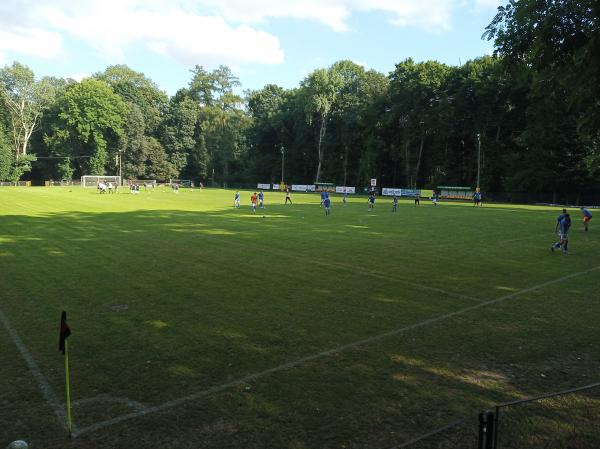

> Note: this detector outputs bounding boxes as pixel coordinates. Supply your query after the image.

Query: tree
[389,59,450,187]
[484,0,600,196]
[95,65,168,134]
[45,79,127,176]
[300,67,342,183]
[0,63,58,158]
[188,65,248,185]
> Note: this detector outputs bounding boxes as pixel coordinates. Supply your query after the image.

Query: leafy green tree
[188,65,249,185]
[484,0,600,194]
[389,59,450,187]
[45,79,127,176]
[0,123,12,180]
[95,65,168,134]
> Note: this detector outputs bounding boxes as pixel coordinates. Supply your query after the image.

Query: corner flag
[59,311,71,354]
[58,311,73,437]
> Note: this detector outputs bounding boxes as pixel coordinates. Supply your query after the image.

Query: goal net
[170,179,194,188]
[126,179,157,188]
[81,176,121,188]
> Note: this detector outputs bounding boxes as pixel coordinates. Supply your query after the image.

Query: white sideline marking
[323,260,484,303]
[0,308,78,435]
[73,265,600,438]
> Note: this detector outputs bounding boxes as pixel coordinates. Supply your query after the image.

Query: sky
[0,0,504,96]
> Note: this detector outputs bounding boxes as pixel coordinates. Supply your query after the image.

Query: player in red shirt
[250,193,258,214]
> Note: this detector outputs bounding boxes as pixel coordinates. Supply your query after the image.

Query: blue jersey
[324,198,330,208]
[235,192,240,200]
[369,195,375,204]
[321,191,327,200]
[582,208,592,218]
[393,195,398,204]
[559,215,571,233]
[258,192,264,200]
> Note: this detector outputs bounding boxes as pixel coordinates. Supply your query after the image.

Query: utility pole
[476,133,481,189]
[280,146,285,185]
[118,150,122,184]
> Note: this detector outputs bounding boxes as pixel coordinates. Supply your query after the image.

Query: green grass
[1,186,599,449]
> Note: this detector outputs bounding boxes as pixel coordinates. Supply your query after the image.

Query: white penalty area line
[73,265,600,438]
[0,308,78,435]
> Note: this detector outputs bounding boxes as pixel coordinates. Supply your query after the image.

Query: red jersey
[251,195,257,204]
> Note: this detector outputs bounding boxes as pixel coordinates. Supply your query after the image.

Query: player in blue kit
[551,209,571,254]
[581,207,592,231]
[320,190,327,207]
[368,193,375,211]
[258,190,264,209]
[324,197,331,216]
[392,194,398,212]
[234,191,241,208]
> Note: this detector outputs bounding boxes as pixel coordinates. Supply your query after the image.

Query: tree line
[0,0,598,198]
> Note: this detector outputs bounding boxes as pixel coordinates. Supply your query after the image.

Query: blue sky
[0,0,502,95]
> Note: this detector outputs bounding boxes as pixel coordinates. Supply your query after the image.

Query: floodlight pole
[476,133,481,189]
[118,150,122,185]
[280,146,285,185]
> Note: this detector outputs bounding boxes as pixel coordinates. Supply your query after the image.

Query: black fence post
[478,410,496,449]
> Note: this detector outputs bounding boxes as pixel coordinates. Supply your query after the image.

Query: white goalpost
[169,179,194,188]
[81,175,121,188]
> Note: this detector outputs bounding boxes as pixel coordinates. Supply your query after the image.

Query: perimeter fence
[390,382,600,449]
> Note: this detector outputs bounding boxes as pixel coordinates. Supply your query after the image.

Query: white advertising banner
[382,188,421,197]
[382,188,402,196]
[291,184,316,192]
[272,183,280,190]
[257,183,271,190]
[335,186,356,194]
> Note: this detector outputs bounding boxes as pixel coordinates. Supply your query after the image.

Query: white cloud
[0,26,62,59]
[475,0,503,8]
[194,0,460,32]
[68,72,90,82]
[0,0,284,67]
[0,0,495,69]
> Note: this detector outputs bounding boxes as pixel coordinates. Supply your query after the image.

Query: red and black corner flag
[59,311,71,354]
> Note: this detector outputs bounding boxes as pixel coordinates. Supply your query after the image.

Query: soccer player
[324,196,331,216]
[258,190,265,209]
[431,191,439,206]
[581,207,592,231]
[234,191,241,208]
[285,188,292,205]
[368,192,375,211]
[392,194,398,212]
[251,192,258,214]
[551,209,571,254]
[343,189,348,206]
[414,195,420,207]
[320,190,327,207]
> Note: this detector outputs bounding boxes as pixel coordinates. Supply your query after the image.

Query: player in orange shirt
[250,193,258,214]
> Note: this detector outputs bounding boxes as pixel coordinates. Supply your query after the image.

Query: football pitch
[1,187,599,449]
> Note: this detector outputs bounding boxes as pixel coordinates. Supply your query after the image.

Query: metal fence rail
[493,383,600,449]
[389,383,600,449]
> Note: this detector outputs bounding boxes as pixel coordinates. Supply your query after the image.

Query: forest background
[0,1,598,202]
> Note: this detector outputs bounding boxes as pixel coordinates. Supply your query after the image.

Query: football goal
[126,179,157,188]
[81,176,121,188]
[170,179,194,188]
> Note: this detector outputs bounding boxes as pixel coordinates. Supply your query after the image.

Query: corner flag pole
[59,311,73,438]
[64,339,73,438]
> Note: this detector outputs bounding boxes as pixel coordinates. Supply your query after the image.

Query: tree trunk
[404,139,411,188]
[315,114,327,183]
[415,130,426,189]
[343,144,349,186]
